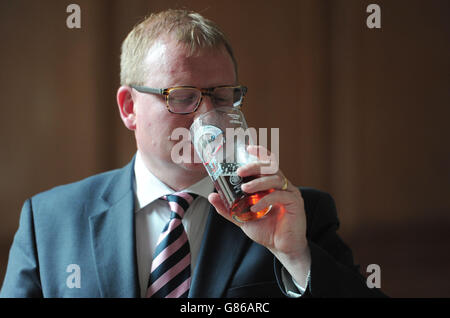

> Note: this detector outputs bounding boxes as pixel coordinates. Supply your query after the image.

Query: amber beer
[221,176,273,222]
[209,163,274,223]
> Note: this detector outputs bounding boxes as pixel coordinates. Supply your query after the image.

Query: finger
[246,145,273,159]
[208,193,243,227]
[236,161,267,178]
[249,190,298,213]
[245,145,279,175]
[241,174,287,194]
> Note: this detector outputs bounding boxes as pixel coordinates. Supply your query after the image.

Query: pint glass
[190,107,273,222]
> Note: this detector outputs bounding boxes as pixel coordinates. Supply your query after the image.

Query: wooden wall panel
[0,0,449,296]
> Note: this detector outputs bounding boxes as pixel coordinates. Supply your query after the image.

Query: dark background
[0,0,449,297]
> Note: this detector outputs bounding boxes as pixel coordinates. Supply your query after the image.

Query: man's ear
[117,86,136,130]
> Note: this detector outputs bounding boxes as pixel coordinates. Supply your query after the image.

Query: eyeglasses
[130,85,248,114]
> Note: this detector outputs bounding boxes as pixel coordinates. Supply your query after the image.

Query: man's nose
[195,94,215,115]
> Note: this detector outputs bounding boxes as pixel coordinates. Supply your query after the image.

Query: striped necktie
[146,192,198,298]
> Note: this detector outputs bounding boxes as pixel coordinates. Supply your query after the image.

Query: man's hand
[208,145,311,287]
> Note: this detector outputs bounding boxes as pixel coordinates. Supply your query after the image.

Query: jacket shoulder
[34,169,118,201]
[30,160,134,212]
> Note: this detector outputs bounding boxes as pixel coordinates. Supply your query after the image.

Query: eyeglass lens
[167,87,244,113]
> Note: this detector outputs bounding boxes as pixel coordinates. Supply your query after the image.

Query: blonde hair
[120,9,237,86]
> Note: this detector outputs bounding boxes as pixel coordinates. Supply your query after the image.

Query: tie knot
[162,192,198,219]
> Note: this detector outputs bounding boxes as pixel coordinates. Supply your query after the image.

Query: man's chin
[179,161,207,173]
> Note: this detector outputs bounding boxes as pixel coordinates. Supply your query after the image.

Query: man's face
[132,36,237,188]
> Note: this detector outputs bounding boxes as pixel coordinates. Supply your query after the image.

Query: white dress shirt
[134,151,213,297]
[133,151,307,297]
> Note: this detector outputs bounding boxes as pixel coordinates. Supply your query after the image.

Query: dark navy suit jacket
[0,158,384,297]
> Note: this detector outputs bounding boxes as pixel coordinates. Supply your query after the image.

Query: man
[1,9,384,298]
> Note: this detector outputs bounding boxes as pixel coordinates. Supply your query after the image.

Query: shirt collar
[133,151,214,211]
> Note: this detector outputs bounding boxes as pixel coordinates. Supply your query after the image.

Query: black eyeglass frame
[130,84,248,114]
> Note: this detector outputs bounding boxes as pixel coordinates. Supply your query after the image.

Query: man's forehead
[144,38,170,67]
[144,35,226,66]
[143,36,235,86]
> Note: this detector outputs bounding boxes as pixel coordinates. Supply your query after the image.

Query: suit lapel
[88,159,140,297]
[86,156,250,298]
[189,205,251,298]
